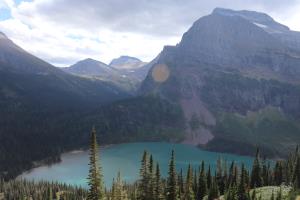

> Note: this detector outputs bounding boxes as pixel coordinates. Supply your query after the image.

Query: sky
[0,0,300,67]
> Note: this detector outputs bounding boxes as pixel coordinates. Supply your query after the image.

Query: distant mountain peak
[77,58,109,67]
[110,55,144,69]
[213,8,274,22]
[113,56,142,62]
[212,7,289,32]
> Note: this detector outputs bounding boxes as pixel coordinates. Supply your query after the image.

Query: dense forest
[1,129,299,199]
[0,96,185,180]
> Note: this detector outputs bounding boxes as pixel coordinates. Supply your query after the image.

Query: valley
[0,5,300,199]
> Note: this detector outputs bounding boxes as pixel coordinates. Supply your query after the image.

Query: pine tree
[154,163,164,200]
[87,127,105,200]
[111,172,128,200]
[207,165,212,189]
[228,161,237,187]
[48,187,53,200]
[166,150,179,200]
[250,148,262,188]
[184,164,195,200]
[293,155,300,189]
[237,164,250,200]
[178,169,184,199]
[138,151,149,200]
[262,159,269,186]
[208,178,219,200]
[148,155,155,199]
[274,161,283,186]
[197,161,207,200]
[225,185,237,200]
[193,169,198,195]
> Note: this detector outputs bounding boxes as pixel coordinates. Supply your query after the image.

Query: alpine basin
[19,142,254,187]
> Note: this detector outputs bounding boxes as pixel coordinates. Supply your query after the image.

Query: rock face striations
[140,8,300,156]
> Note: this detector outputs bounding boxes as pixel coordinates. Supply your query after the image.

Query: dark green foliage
[178,169,185,199]
[293,156,300,189]
[154,163,165,200]
[207,165,212,190]
[208,178,219,200]
[87,128,104,200]
[138,151,149,200]
[185,164,195,200]
[225,185,238,200]
[262,159,271,186]
[197,161,207,200]
[238,164,250,200]
[274,161,283,186]
[250,149,262,188]
[0,95,185,180]
[166,150,179,200]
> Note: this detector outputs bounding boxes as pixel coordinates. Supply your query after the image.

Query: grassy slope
[206,107,300,157]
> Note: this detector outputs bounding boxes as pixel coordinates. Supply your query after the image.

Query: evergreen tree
[193,169,198,195]
[197,161,207,200]
[228,161,237,187]
[178,169,184,199]
[225,185,237,200]
[237,164,250,200]
[262,159,270,186]
[274,161,283,186]
[48,187,53,200]
[208,178,219,200]
[138,151,149,200]
[293,155,300,189]
[154,163,165,200]
[148,155,155,199]
[111,172,128,200]
[87,127,105,200]
[185,164,195,200]
[250,148,262,188]
[166,150,179,200]
[207,165,212,189]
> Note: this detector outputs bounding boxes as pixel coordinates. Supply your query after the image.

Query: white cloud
[0,0,299,67]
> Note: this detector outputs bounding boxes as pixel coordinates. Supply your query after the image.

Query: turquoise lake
[19,142,254,188]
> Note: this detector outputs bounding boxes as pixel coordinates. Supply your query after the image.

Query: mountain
[63,58,140,92]
[0,32,130,178]
[0,32,61,74]
[110,56,145,69]
[64,58,117,76]
[212,8,300,52]
[140,8,300,156]
[63,56,152,91]
[109,56,151,81]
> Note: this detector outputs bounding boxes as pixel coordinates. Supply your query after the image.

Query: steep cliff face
[140,9,300,156]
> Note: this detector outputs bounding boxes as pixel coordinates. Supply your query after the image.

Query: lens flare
[151,64,170,83]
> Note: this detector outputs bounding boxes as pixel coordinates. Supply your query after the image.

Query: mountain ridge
[140,8,300,156]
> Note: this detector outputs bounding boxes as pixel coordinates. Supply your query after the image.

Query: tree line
[0,129,299,199]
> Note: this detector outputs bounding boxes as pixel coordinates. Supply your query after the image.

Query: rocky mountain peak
[212,7,289,32]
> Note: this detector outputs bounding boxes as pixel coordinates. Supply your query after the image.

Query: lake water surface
[20,142,254,187]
